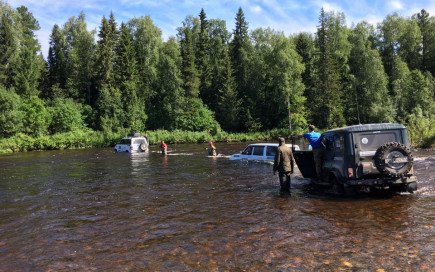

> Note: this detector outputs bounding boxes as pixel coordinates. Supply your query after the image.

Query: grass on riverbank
[0,128,297,153]
[1,125,433,153]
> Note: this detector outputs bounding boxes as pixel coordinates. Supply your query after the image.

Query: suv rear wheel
[374,142,413,178]
[330,175,344,195]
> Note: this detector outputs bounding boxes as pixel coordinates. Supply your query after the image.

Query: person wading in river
[160,140,167,155]
[208,141,216,156]
[273,137,295,193]
[303,125,325,183]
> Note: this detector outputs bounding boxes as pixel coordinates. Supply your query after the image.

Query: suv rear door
[353,130,401,177]
[291,136,317,178]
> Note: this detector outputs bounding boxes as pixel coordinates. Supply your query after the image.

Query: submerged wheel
[406,181,418,193]
[330,175,344,195]
[374,142,413,178]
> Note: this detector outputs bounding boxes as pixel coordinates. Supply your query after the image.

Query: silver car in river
[230,143,300,162]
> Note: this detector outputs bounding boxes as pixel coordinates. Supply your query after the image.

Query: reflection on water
[0,144,433,271]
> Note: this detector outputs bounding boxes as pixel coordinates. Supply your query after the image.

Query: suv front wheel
[374,142,413,178]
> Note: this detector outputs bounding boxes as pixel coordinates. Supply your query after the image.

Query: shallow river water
[0,143,434,271]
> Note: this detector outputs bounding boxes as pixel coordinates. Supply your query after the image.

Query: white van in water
[114,133,149,153]
[230,143,300,162]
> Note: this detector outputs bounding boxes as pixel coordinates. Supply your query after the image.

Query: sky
[5,0,435,58]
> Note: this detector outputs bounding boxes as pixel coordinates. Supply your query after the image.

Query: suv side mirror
[355,144,358,148]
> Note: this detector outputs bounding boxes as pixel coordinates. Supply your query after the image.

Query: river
[0,143,434,271]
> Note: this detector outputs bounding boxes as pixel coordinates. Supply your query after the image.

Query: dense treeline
[0,1,434,150]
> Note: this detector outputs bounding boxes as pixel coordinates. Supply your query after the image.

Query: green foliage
[313,9,350,129]
[175,98,221,133]
[64,12,96,104]
[0,86,23,138]
[1,5,435,151]
[48,98,85,133]
[0,129,125,152]
[0,8,19,89]
[148,37,183,130]
[348,22,394,124]
[22,96,51,137]
[406,107,435,147]
[180,26,200,98]
[48,24,68,92]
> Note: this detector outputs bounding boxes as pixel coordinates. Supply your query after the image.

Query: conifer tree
[196,9,212,107]
[180,27,200,99]
[95,12,122,132]
[229,7,254,131]
[48,24,68,92]
[116,22,144,131]
[0,12,17,89]
[415,9,435,75]
[313,8,349,128]
[14,6,42,98]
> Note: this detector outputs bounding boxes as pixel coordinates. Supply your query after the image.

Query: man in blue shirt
[303,125,325,182]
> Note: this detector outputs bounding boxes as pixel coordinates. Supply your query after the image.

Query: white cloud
[250,5,262,14]
[322,2,343,13]
[388,0,404,11]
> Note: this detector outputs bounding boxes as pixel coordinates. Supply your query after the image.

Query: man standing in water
[273,137,295,193]
[159,140,167,155]
[208,141,216,156]
[303,125,325,182]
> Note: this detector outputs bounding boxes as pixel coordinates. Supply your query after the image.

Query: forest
[0,1,434,152]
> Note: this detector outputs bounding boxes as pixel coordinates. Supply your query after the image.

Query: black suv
[292,123,417,194]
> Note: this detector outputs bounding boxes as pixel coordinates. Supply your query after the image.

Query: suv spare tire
[140,143,147,151]
[374,142,413,178]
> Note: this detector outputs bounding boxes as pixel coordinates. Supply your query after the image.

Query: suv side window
[266,146,277,157]
[324,134,334,151]
[334,135,344,152]
[121,139,131,144]
[253,146,264,156]
[242,146,252,155]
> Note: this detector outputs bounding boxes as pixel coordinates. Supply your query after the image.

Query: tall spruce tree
[196,9,212,107]
[180,27,200,99]
[115,22,144,131]
[313,8,349,128]
[95,12,122,132]
[294,32,316,107]
[0,11,17,89]
[229,7,254,131]
[415,9,435,76]
[207,19,230,114]
[217,47,240,132]
[13,6,42,98]
[95,13,118,87]
[47,24,68,93]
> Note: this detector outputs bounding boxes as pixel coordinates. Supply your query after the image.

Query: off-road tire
[330,175,344,195]
[140,143,147,152]
[374,142,413,178]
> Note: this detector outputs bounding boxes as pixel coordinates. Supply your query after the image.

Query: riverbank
[1,126,433,153]
[0,128,294,153]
